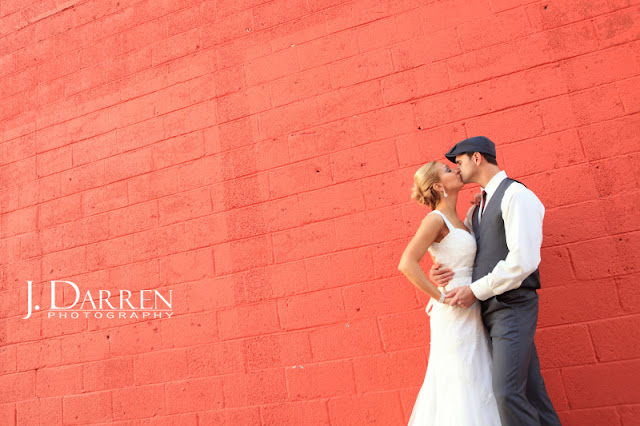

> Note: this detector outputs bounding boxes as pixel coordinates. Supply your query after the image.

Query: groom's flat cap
[445,136,496,163]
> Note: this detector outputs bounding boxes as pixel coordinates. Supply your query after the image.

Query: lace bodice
[426,210,477,291]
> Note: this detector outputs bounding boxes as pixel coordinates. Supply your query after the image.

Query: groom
[430,136,561,426]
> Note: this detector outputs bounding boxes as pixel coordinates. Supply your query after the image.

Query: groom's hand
[429,263,453,287]
[446,286,477,309]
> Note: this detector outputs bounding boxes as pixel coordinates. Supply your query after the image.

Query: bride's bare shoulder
[420,211,446,231]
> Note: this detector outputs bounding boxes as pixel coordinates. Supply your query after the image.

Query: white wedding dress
[408,210,501,426]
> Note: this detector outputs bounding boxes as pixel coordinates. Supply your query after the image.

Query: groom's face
[454,154,477,184]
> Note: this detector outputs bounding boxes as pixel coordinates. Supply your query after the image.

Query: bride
[398,161,501,425]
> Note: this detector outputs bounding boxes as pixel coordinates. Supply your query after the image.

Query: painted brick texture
[0,0,639,424]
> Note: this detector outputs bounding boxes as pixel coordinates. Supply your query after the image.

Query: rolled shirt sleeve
[469,186,545,301]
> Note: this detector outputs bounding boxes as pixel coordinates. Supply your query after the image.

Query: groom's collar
[482,170,507,197]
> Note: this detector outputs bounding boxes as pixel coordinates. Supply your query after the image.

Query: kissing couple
[398,136,562,426]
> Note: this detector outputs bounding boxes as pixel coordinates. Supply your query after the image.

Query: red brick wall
[0,0,639,424]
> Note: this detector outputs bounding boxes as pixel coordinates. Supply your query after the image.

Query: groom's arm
[469,186,545,301]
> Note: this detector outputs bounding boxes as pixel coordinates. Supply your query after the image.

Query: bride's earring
[443,188,448,198]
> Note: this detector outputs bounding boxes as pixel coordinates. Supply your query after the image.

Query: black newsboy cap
[445,136,496,163]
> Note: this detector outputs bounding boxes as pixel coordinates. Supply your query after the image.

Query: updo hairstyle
[410,161,441,210]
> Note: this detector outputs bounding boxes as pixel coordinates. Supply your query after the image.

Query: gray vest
[472,178,540,304]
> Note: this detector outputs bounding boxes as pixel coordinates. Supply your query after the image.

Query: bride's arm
[398,214,452,303]
[464,203,476,233]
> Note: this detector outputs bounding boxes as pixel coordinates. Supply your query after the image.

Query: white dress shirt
[463,170,545,301]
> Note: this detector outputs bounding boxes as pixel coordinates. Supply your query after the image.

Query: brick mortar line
[3,281,406,336]
[0,182,637,281]
[4,280,636,344]
[5,132,638,233]
[2,55,638,175]
[541,226,640,250]
[6,269,638,329]
[554,403,639,413]
[26,2,79,26]
[2,0,634,79]
[3,188,637,281]
[2,318,636,379]
[2,5,638,133]
[0,2,635,149]
[1,27,638,152]
[2,99,639,221]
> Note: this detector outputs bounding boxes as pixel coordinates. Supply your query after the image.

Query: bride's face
[439,163,464,191]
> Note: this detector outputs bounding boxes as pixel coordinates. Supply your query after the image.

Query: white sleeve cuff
[469,279,494,301]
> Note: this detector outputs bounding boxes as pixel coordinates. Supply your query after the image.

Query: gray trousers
[481,289,561,426]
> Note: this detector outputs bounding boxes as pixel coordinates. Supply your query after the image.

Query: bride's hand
[472,192,483,205]
[429,263,453,287]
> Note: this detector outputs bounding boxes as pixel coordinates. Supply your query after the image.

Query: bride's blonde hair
[411,161,442,210]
